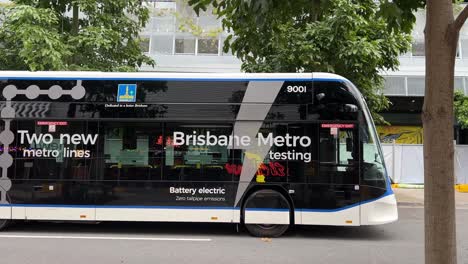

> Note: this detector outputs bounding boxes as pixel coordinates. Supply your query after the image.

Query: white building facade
[139,0,241,72]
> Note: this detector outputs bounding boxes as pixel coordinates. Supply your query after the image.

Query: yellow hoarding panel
[377,126,423,144]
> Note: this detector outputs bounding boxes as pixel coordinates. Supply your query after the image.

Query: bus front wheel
[244,222,289,238]
[243,189,291,237]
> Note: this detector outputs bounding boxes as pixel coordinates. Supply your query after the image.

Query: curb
[455,184,468,193]
[397,202,424,207]
[392,184,468,193]
[391,184,424,189]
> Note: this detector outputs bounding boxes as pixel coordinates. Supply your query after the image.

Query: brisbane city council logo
[117,84,137,103]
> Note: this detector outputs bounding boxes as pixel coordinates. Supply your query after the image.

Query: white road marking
[0,235,212,242]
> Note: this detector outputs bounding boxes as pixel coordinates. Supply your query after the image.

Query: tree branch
[454,5,468,32]
[72,4,79,36]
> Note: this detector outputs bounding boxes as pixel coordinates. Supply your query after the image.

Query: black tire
[244,222,289,238]
[243,189,291,238]
[0,219,9,231]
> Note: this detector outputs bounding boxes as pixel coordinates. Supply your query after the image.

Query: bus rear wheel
[0,219,9,231]
[244,222,289,238]
[243,189,291,238]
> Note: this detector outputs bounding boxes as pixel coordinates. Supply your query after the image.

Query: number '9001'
[287,85,307,93]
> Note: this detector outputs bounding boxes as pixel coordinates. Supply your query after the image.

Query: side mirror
[316,93,326,101]
[344,104,358,112]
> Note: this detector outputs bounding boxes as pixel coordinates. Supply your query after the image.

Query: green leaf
[0,0,155,71]
[454,90,468,129]
[187,0,415,118]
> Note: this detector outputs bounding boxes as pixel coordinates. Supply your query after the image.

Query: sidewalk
[394,188,468,208]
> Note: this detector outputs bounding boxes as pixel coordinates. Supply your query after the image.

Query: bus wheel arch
[0,219,9,231]
[0,192,12,231]
[240,186,294,237]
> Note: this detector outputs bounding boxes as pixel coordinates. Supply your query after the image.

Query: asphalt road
[0,207,467,264]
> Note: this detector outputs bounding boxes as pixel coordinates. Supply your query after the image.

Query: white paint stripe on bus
[0,235,212,242]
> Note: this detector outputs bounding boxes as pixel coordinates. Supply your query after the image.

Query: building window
[413,39,460,58]
[197,38,219,55]
[456,40,461,58]
[139,36,150,53]
[464,77,468,94]
[198,15,219,32]
[155,1,177,9]
[151,35,174,54]
[412,40,425,57]
[383,76,406,96]
[153,17,175,33]
[455,77,464,93]
[142,17,154,33]
[176,15,197,33]
[399,51,411,58]
[407,77,425,96]
[175,37,196,54]
[461,39,468,59]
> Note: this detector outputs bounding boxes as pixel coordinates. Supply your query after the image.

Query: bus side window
[338,130,355,165]
[287,124,318,183]
[163,123,234,182]
[361,125,387,188]
[319,125,358,184]
[319,127,355,165]
[122,127,137,150]
[312,81,359,121]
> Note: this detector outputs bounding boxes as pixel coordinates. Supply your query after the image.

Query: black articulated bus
[0,72,396,237]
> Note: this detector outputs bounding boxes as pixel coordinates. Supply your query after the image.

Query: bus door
[316,123,360,225]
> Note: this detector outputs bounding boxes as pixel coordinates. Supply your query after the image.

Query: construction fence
[382,143,468,184]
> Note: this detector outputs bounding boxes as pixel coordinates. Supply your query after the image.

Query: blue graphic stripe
[298,203,359,213]
[0,192,393,212]
[298,191,394,212]
[0,204,234,210]
[244,208,289,212]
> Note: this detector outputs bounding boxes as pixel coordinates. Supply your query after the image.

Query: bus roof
[0,71,348,82]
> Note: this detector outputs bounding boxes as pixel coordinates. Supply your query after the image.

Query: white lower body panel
[297,194,397,226]
[360,194,398,225]
[3,194,397,226]
[0,205,11,219]
[24,207,96,221]
[96,208,236,223]
[8,206,239,223]
[244,209,289,225]
[299,206,360,226]
[12,206,25,219]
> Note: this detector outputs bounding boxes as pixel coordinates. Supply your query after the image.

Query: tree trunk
[424,1,458,263]
[71,4,79,66]
[72,4,79,36]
